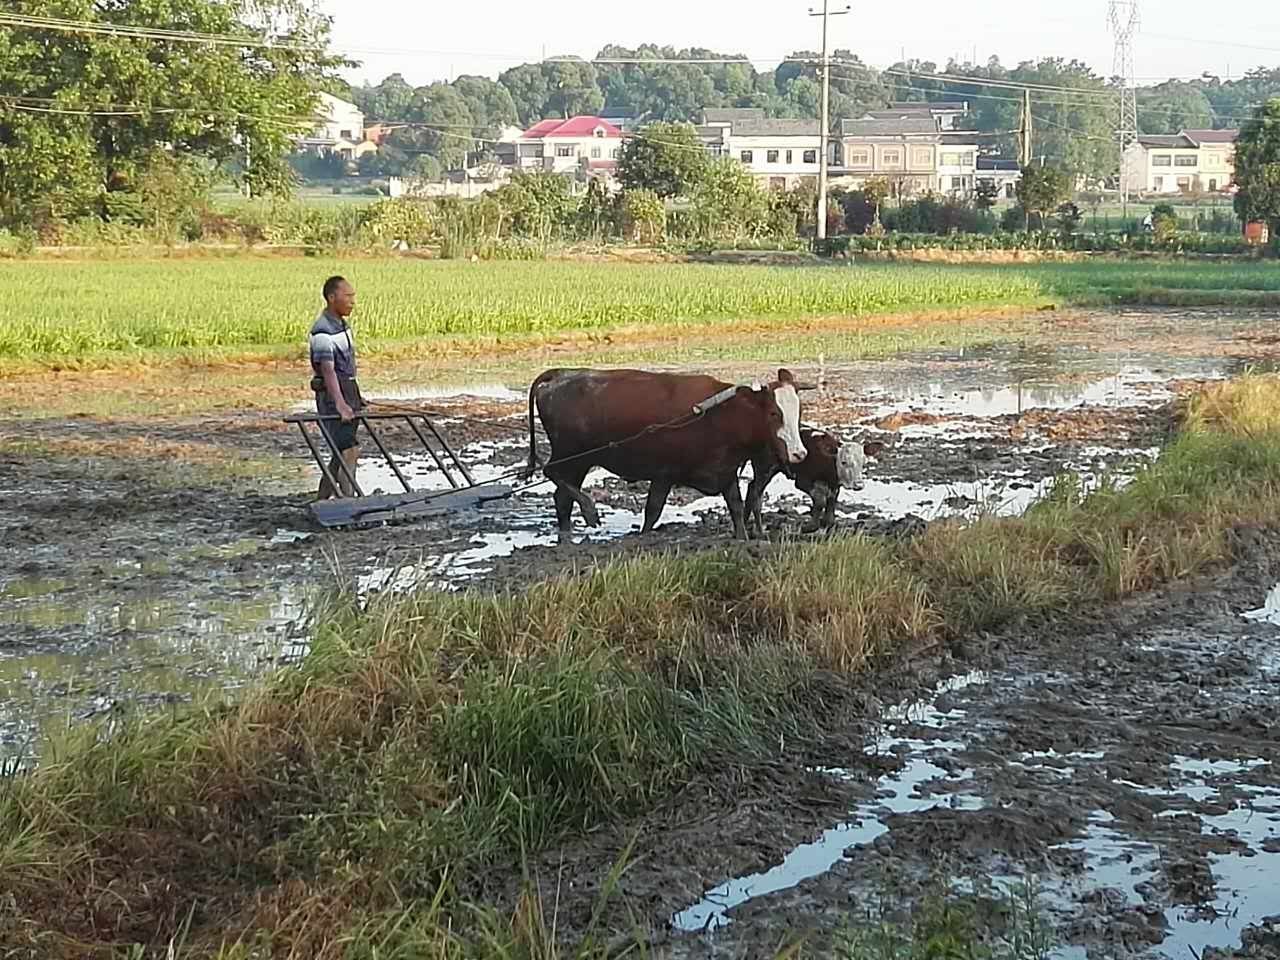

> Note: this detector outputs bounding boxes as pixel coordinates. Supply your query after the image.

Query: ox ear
[863,440,886,458]
[777,368,796,385]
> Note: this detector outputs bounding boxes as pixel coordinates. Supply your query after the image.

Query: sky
[320,0,1280,89]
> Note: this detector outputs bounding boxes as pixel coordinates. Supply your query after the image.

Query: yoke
[284,408,512,529]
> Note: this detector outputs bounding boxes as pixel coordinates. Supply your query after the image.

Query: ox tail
[520,370,555,481]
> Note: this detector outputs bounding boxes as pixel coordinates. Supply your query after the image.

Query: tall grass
[4,376,1280,957]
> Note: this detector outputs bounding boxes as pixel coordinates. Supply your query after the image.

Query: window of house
[913,148,932,166]
[963,152,975,166]
[767,150,779,163]
[951,176,965,190]
[340,129,353,141]
[941,152,960,165]
[882,149,902,165]
[740,150,754,163]
[1153,176,1164,191]
[590,146,601,159]
[803,149,817,164]
[1175,155,1196,167]
[611,148,621,159]
[1209,178,1218,191]
[1177,176,1192,190]
[785,150,793,164]
[1152,155,1172,167]
[594,128,605,138]
[847,149,870,166]
[556,145,573,157]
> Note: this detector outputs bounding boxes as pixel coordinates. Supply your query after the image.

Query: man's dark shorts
[314,378,362,452]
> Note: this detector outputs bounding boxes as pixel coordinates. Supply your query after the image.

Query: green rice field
[1,258,1277,366]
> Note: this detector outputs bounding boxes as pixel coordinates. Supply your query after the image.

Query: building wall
[729,135,823,183]
[937,145,978,196]
[518,135,623,173]
[1125,142,1237,195]
[316,93,364,143]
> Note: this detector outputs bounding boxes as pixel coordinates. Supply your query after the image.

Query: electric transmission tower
[1110,0,1140,211]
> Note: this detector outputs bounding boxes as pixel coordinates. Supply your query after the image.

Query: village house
[700,109,823,190]
[863,100,970,131]
[976,157,1022,199]
[510,116,624,177]
[1122,129,1239,196]
[833,118,979,197]
[296,92,376,162]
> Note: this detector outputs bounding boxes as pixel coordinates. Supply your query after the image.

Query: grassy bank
[4,376,1280,957]
[2,258,1278,370]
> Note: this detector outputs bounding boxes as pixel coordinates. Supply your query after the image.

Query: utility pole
[1018,88,1032,167]
[1110,0,1140,215]
[809,0,850,242]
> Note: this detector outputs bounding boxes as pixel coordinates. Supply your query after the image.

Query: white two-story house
[1122,128,1238,195]
[513,116,624,176]
[296,92,374,162]
[700,109,823,190]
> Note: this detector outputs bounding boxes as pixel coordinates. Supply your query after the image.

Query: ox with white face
[773,382,807,465]
[836,439,867,490]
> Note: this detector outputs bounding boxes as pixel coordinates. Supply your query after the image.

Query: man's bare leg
[338,446,360,497]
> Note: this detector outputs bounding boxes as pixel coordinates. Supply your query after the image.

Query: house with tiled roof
[1122,128,1239,195]
[511,116,624,176]
[834,118,979,197]
[698,110,824,190]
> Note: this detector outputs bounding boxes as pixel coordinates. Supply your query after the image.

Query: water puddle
[1242,583,1280,626]
[671,671,990,934]
[0,584,308,769]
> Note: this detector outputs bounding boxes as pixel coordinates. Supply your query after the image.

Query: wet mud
[3,307,1280,954]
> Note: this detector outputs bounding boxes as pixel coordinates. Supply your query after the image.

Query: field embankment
[3,259,1279,371]
[4,375,1280,958]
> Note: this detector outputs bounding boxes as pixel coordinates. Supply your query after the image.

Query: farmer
[310,275,364,499]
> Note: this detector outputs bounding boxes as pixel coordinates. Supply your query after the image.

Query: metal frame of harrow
[284,409,512,528]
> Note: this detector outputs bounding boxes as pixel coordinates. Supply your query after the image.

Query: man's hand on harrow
[337,401,356,422]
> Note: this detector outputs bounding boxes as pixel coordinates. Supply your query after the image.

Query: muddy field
[3,306,1280,954]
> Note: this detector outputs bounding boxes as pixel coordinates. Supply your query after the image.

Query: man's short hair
[322,275,347,301]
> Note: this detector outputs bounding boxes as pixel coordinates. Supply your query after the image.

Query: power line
[0,12,325,52]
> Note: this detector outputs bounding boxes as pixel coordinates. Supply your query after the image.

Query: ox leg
[745,459,777,539]
[821,484,840,530]
[641,480,673,533]
[548,464,600,529]
[723,480,748,541]
[803,483,832,535]
[552,483,576,536]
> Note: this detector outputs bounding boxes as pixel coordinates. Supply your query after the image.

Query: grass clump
[5,375,1280,957]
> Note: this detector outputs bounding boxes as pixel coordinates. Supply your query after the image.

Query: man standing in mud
[310,276,363,499]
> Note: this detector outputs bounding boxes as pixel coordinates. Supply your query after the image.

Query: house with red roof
[511,116,624,177]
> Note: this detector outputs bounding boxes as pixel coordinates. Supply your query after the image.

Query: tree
[618,189,665,243]
[0,0,344,225]
[691,157,769,245]
[617,122,709,198]
[1138,81,1215,135]
[1016,164,1071,232]
[499,63,550,126]
[1233,98,1280,247]
[452,75,519,139]
[1055,201,1083,242]
[1149,201,1180,245]
[974,181,1000,212]
[862,177,891,225]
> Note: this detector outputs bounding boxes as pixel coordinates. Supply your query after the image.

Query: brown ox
[522,367,807,540]
[746,429,886,534]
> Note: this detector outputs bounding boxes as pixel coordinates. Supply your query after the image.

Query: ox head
[759,368,806,466]
[836,438,886,491]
